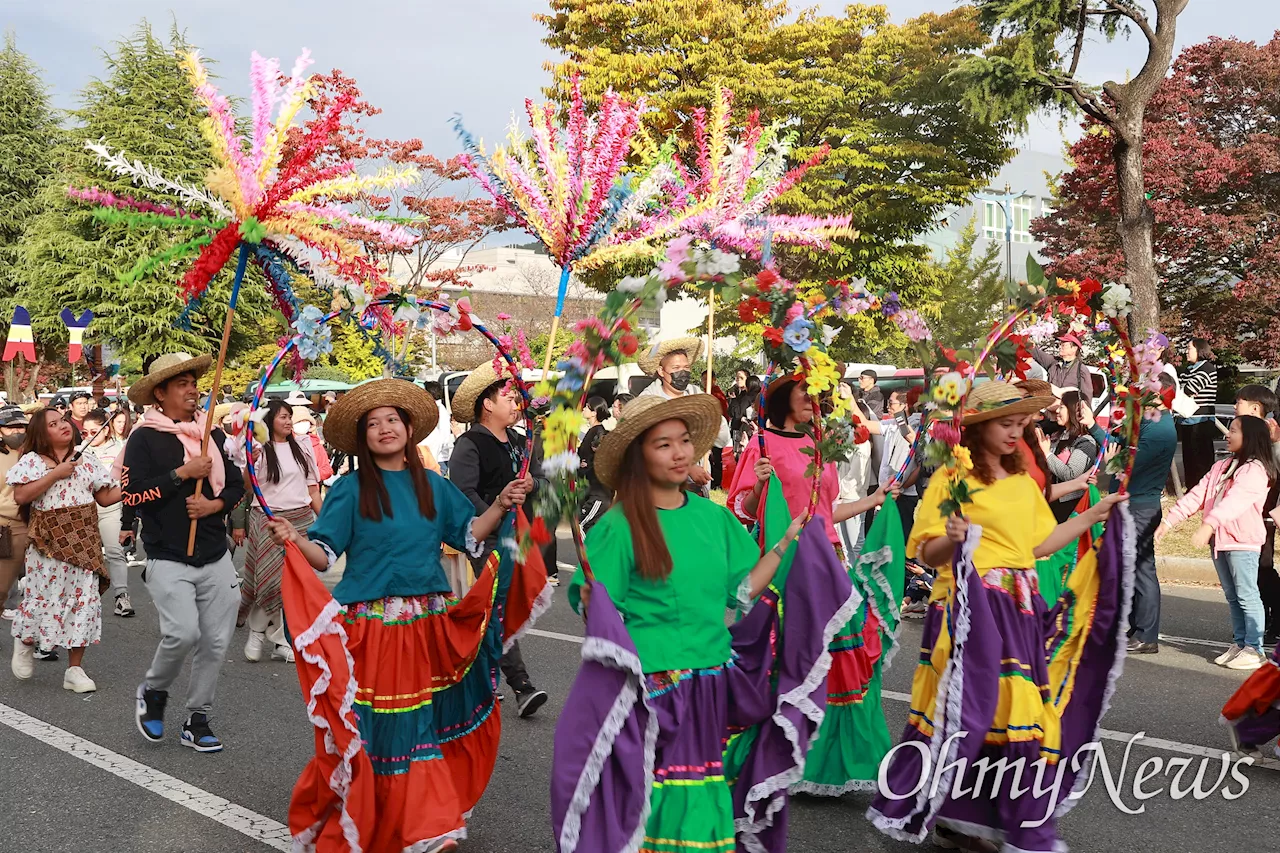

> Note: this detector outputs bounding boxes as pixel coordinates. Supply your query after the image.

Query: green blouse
[567,494,761,673]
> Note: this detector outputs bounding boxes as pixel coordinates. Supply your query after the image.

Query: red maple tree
[1036,35,1280,364]
[283,69,511,295]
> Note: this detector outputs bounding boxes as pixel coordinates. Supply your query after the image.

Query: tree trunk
[1112,126,1160,337]
[27,360,41,402]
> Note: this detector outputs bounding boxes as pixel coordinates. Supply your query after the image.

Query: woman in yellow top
[868,380,1130,853]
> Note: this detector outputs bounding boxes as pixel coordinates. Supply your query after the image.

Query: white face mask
[292,422,312,436]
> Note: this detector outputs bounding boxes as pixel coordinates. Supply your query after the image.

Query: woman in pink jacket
[1158,415,1279,670]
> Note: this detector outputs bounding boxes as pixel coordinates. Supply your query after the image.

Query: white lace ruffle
[504,578,554,654]
[736,568,862,848]
[557,635,658,853]
[464,518,486,559]
[315,540,338,572]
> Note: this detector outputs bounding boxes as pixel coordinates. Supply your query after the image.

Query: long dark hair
[1191,337,1215,363]
[18,409,74,522]
[354,406,435,522]
[1233,415,1280,483]
[616,426,675,582]
[766,380,797,430]
[111,407,132,439]
[1057,390,1088,442]
[262,399,313,485]
[962,419,1028,486]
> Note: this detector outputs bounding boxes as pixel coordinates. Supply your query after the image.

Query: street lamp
[975,184,1028,296]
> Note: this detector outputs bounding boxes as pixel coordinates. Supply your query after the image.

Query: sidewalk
[1157,555,1220,586]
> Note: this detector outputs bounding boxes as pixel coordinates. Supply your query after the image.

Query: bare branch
[1068,2,1090,77]
[1100,0,1155,44]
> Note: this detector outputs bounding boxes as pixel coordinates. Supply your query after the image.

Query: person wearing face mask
[637,337,730,490]
[291,406,333,484]
[0,406,31,623]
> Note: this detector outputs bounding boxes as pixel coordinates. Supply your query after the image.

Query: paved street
[4,535,1280,853]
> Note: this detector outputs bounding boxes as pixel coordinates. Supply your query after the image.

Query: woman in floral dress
[8,408,121,693]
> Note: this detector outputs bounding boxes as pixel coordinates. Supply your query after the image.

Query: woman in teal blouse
[268,379,535,853]
[567,394,802,853]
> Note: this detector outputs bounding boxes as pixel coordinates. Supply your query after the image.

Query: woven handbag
[29,503,107,577]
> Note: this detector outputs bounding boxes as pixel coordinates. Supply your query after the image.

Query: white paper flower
[1101,283,1132,318]
[541,450,581,478]
[695,248,741,277]
[618,275,647,293]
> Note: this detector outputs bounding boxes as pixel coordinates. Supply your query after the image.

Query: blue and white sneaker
[181,712,223,753]
[135,683,167,742]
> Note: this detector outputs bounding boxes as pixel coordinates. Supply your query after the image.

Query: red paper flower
[853,424,871,444]
[755,268,780,293]
[530,517,553,547]
[762,326,784,346]
[456,296,474,332]
[618,334,638,356]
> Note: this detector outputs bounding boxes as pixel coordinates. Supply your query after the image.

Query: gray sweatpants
[143,554,239,715]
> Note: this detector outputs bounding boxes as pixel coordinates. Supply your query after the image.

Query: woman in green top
[567,394,803,853]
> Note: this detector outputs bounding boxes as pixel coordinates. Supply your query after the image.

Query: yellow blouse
[908,471,1057,578]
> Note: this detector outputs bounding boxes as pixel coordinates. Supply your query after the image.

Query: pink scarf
[112,409,226,495]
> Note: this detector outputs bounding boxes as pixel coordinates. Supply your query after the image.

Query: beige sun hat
[452,361,522,424]
[595,394,722,489]
[291,405,316,425]
[637,336,703,376]
[322,378,439,455]
[961,380,1056,425]
[127,352,213,406]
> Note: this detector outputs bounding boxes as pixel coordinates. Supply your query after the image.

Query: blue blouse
[308,468,478,604]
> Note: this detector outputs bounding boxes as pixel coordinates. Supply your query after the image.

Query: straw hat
[637,336,703,375]
[452,361,513,424]
[212,402,237,423]
[595,394,722,489]
[765,372,804,400]
[322,378,439,455]
[962,380,1056,425]
[128,352,213,406]
[1014,379,1054,398]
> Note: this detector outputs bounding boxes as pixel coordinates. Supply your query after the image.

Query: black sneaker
[181,712,223,753]
[135,684,168,742]
[33,647,58,662]
[515,686,548,718]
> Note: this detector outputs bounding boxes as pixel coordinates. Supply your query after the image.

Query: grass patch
[1155,498,1206,560]
[709,488,727,507]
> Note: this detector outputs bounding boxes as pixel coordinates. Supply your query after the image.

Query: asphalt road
[2,535,1280,853]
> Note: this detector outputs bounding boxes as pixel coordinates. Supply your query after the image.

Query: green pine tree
[932,217,1007,350]
[0,32,60,284]
[15,21,275,380]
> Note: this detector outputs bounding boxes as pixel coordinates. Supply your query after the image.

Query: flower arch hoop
[927,276,1161,517]
[243,296,535,519]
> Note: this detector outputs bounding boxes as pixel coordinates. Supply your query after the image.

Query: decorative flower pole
[70,49,416,554]
[454,76,646,377]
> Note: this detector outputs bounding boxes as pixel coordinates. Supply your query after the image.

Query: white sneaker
[1227,648,1268,671]
[1,609,15,620]
[243,627,266,660]
[63,666,96,693]
[244,630,267,662]
[11,642,34,679]
[1215,644,1245,666]
[271,643,295,663]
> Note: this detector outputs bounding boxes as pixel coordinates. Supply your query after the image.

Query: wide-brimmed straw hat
[1014,379,1054,399]
[128,352,213,406]
[962,380,1056,425]
[637,336,703,375]
[765,372,804,399]
[595,394,722,490]
[322,378,439,455]
[452,361,512,424]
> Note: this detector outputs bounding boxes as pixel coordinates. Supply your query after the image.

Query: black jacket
[120,425,244,566]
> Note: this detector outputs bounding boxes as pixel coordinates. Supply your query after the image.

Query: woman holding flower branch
[869,380,1131,853]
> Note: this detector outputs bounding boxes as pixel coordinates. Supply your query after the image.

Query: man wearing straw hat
[117,352,245,753]
[637,336,729,489]
[450,360,549,718]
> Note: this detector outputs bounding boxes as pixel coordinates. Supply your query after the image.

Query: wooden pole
[705,291,715,394]
[187,244,250,556]
[542,314,562,379]
[542,266,573,379]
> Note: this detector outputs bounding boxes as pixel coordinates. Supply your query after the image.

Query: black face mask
[668,370,692,391]
[2,433,24,450]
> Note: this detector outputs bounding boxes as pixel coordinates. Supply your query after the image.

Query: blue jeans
[1213,550,1264,652]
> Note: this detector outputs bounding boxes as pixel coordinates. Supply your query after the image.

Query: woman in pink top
[729,377,889,543]
[238,399,321,663]
[1158,415,1278,670]
[727,374,894,798]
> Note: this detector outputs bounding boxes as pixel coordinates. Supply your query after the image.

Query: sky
[9,1,1280,183]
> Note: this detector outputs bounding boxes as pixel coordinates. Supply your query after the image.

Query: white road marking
[0,702,290,851]
[526,629,1280,769]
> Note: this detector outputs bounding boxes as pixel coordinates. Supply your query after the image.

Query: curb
[1156,556,1219,586]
